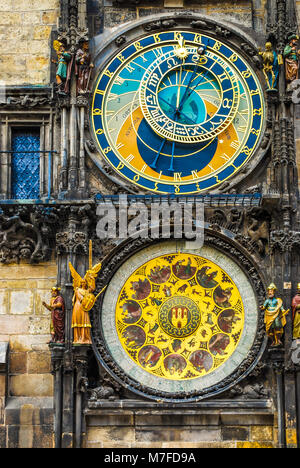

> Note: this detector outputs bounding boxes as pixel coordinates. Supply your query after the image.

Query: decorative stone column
[52,203,95,448]
[55,0,89,200]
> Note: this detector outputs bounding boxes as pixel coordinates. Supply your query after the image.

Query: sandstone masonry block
[31,40,50,55]
[10,352,27,374]
[21,12,42,25]
[27,351,51,374]
[5,397,54,426]
[42,11,58,24]
[250,425,274,442]
[0,290,8,315]
[33,25,52,40]
[237,441,274,448]
[28,317,51,336]
[6,424,54,448]
[0,13,22,25]
[0,397,4,424]
[10,291,34,315]
[0,263,57,280]
[13,0,59,11]
[0,426,5,448]
[26,56,49,71]
[0,316,29,335]
[87,427,135,445]
[6,40,28,55]
[0,0,12,9]
[28,71,49,85]
[9,335,50,353]
[0,375,6,397]
[0,55,26,73]
[35,290,52,316]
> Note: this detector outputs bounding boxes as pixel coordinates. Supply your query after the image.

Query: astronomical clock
[91,30,265,194]
[91,28,266,402]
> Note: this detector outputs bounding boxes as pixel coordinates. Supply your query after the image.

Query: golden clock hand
[176,62,183,111]
[177,46,207,112]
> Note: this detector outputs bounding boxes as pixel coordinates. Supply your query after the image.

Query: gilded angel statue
[69,242,106,345]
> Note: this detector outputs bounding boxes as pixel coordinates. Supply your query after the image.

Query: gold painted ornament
[261,283,289,347]
[69,241,106,344]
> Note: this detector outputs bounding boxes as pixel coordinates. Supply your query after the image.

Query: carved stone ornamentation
[245,208,270,255]
[227,382,269,400]
[115,35,126,47]
[0,94,52,108]
[143,19,177,32]
[0,206,58,264]
[206,207,270,257]
[88,374,122,404]
[58,0,89,46]
[56,231,88,255]
[270,230,300,253]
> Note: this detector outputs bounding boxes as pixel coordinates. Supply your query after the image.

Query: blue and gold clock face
[92,31,265,194]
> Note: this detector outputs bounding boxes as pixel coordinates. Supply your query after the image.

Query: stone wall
[95,0,269,33]
[0,262,57,447]
[0,0,59,86]
[101,0,255,31]
[85,402,277,448]
[0,262,57,398]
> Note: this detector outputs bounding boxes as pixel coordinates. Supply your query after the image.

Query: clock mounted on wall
[91,30,265,194]
[95,241,265,401]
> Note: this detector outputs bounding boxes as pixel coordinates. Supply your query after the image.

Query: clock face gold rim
[91,30,265,194]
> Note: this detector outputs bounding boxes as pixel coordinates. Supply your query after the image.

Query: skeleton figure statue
[259,42,280,90]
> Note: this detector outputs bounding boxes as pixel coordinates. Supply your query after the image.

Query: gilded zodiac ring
[159,296,201,338]
[114,252,247,382]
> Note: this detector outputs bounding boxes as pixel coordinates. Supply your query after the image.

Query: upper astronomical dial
[140,46,240,144]
[92,31,265,194]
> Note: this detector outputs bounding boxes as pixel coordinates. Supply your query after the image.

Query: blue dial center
[158,67,208,126]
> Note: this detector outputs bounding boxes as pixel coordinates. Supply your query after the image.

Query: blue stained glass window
[11,130,40,200]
